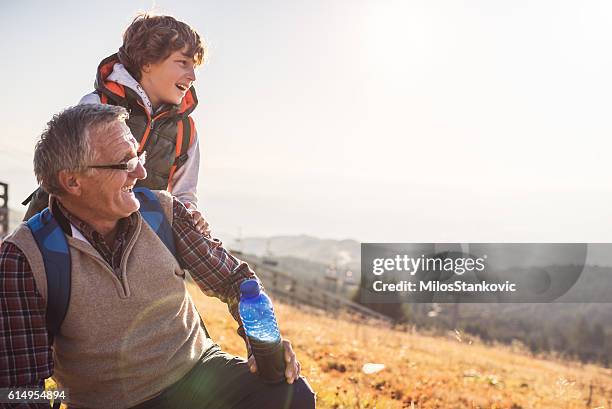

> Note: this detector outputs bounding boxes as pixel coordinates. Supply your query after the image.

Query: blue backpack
[26,187,176,340]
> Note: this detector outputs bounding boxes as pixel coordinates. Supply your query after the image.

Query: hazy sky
[1,0,612,242]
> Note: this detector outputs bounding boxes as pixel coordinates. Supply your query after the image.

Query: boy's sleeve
[78,92,102,105]
[170,131,200,208]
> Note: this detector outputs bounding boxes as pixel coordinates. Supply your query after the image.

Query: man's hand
[185,202,211,237]
[248,339,301,384]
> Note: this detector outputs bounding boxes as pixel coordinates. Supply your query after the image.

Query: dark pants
[131,346,316,409]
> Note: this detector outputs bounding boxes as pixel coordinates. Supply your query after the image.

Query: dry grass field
[45,283,611,408]
[187,283,612,409]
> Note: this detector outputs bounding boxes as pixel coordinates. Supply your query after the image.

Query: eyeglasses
[88,151,147,172]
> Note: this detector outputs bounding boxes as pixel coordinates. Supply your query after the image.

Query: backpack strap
[167,116,195,192]
[26,208,71,341]
[26,189,176,340]
[132,188,212,336]
[133,188,211,337]
[134,187,212,338]
[133,187,177,258]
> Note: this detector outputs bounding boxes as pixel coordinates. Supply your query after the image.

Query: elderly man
[0,104,315,409]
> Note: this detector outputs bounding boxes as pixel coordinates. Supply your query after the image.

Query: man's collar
[49,196,136,241]
[49,196,73,236]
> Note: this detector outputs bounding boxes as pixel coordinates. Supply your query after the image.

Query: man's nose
[130,160,147,180]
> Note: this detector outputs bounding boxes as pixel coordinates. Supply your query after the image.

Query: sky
[1,0,612,242]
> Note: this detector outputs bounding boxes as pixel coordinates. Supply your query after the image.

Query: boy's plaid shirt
[0,197,256,407]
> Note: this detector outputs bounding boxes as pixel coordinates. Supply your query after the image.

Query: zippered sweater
[5,191,212,409]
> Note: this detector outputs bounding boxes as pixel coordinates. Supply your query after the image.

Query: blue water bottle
[239,279,286,383]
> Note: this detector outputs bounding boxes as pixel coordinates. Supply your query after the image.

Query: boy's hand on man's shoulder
[185,202,211,237]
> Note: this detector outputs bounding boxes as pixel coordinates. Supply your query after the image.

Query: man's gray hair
[34,104,129,195]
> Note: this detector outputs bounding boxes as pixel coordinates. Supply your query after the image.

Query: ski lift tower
[324,262,339,293]
[0,182,8,239]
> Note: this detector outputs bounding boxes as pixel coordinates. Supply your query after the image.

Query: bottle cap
[240,279,261,299]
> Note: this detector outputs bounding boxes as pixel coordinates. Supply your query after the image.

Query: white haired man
[0,104,315,409]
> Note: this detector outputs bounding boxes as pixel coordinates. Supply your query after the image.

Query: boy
[24,13,209,234]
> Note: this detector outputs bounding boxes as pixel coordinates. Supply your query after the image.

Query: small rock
[362,363,385,374]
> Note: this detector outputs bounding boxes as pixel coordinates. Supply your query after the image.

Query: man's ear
[57,170,82,196]
[141,63,151,74]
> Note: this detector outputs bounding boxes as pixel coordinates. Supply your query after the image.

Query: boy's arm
[170,132,200,208]
[171,134,209,235]
[0,242,53,409]
[78,92,102,105]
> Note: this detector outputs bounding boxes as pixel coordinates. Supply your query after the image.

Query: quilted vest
[22,55,199,220]
[95,54,198,192]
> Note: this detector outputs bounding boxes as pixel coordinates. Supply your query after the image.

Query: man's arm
[0,242,53,409]
[170,201,303,383]
[170,198,257,344]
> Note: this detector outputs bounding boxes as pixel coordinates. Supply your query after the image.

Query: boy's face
[140,48,197,108]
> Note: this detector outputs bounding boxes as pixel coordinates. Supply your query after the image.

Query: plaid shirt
[0,197,256,408]
[56,199,133,277]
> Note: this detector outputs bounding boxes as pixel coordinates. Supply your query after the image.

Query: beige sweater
[6,191,212,409]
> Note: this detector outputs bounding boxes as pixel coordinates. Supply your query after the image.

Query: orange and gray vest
[95,54,198,192]
[22,55,199,219]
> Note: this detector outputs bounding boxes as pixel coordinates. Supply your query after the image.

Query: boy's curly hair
[118,13,206,81]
